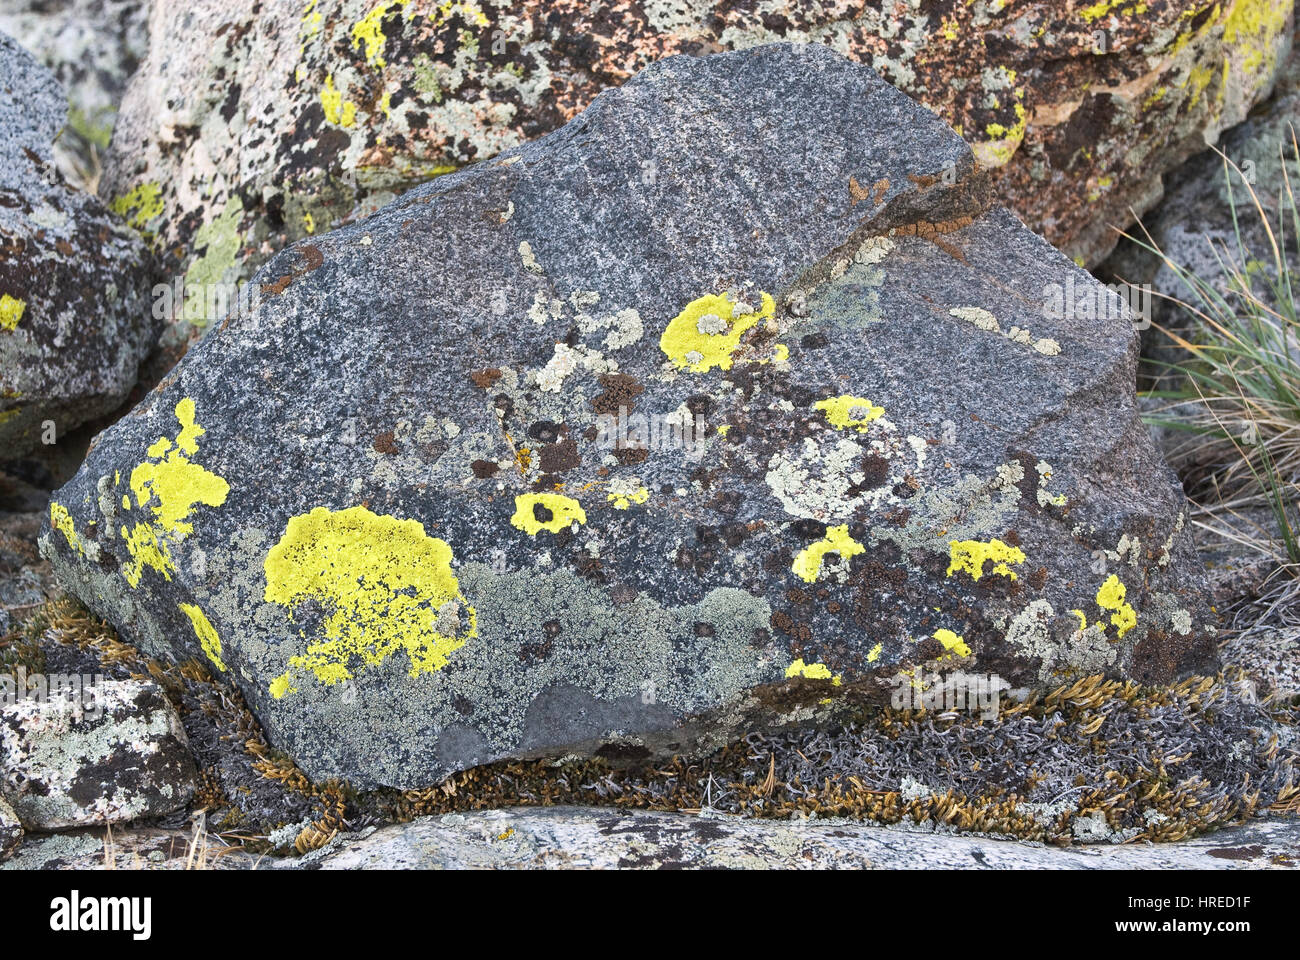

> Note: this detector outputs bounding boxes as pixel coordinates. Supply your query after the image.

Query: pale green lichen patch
[948,306,1060,355]
[265,505,476,697]
[183,196,246,323]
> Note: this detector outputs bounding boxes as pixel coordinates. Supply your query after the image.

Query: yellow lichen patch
[933,628,971,658]
[351,0,410,67]
[607,486,649,510]
[0,408,19,427]
[121,398,229,587]
[814,395,885,433]
[179,602,226,672]
[129,398,230,535]
[511,493,586,535]
[1095,574,1137,638]
[269,674,296,700]
[264,506,476,697]
[1069,609,1088,631]
[947,538,1026,581]
[792,525,865,583]
[867,643,882,663]
[0,294,26,332]
[785,659,842,685]
[109,181,163,231]
[1223,0,1288,73]
[49,502,84,555]
[659,291,775,373]
[321,74,357,127]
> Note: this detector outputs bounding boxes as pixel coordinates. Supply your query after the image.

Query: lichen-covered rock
[1106,46,1300,341]
[0,679,197,830]
[304,807,1300,870]
[44,44,1213,789]
[0,793,21,861]
[0,31,159,459]
[102,0,1291,339]
[0,0,149,190]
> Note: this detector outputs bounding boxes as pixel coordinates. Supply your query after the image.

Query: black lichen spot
[790,518,828,541]
[532,502,554,524]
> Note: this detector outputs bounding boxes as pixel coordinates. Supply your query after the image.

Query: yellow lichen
[264,505,476,696]
[49,502,83,555]
[321,74,357,127]
[179,602,226,672]
[785,659,842,685]
[792,525,865,583]
[814,395,885,433]
[511,493,586,535]
[109,181,163,231]
[659,291,775,373]
[121,399,228,587]
[351,0,410,68]
[1095,574,1137,638]
[606,486,649,510]
[0,294,26,332]
[947,538,1026,581]
[933,628,971,658]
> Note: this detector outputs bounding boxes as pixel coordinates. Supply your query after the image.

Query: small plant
[1125,128,1300,573]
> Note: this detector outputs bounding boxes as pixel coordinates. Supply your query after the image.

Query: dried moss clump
[384,673,1297,845]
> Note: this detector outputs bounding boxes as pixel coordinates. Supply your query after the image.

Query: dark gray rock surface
[0,30,158,459]
[0,679,196,830]
[41,44,1214,789]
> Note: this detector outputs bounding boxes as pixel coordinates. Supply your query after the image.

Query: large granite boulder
[102,0,1291,340]
[0,0,149,190]
[0,30,158,459]
[43,44,1214,789]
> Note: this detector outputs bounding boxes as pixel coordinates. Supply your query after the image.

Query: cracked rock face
[101,0,1291,344]
[0,679,196,830]
[0,31,159,459]
[43,45,1213,789]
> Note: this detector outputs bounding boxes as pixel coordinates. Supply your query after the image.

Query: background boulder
[0,30,158,459]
